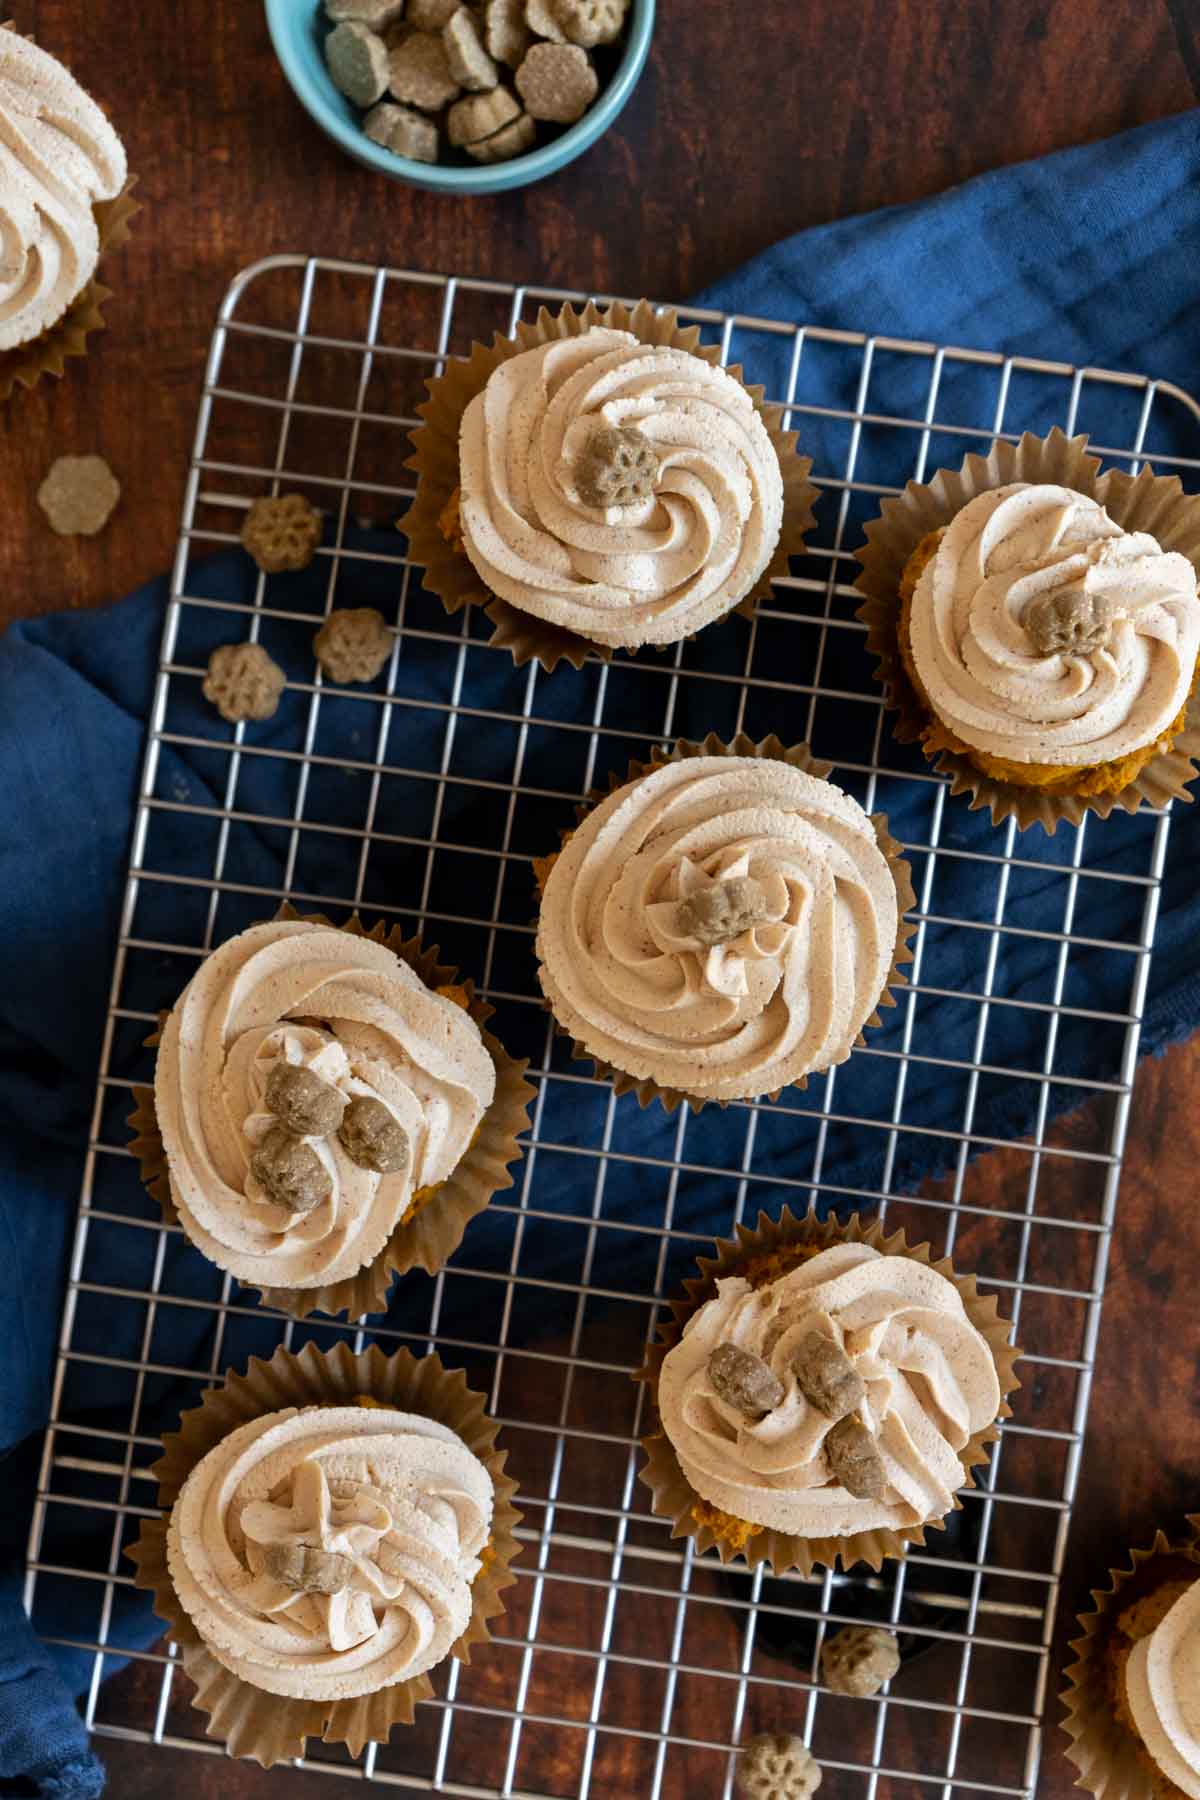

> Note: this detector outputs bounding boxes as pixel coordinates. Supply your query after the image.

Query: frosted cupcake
[0,26,134,399]
[404,300,817,670]
[129,914,532,1317]
[533,737,914,1108]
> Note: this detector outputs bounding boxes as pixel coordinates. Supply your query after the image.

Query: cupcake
[128,1343,521,1765]
[856,430,1200,831]
[1062,1525,1200,1798]
[533,736,914,1109]
[0,26,135,401]
[404,299,817,671]
[128,913,532,1318]
[638,1208,1020,1576]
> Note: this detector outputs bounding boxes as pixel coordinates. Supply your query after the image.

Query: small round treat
[202,642,286,724]
[515,41,597,124]
[265,1062,346,1137]
[820,1625,900,1697]
[241,493,323,574]
[37,454,120,537]
[324,19,391,107]
[339,1095,410,1174]
[735,1733,822,1799]
[248,1126,332,1215]
[313,608,394,685]
[551,0,627,46]
[574,424,658,509]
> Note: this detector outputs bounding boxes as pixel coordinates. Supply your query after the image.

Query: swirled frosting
[535,756,900,1100]
[154,921,496,1289]
[1126,1578,1200,1798]
[167,1404,494,1699]
[908,484,1200,766]
[657,1242,1003,1537]
[457,327,785,649]
[0,31,126,352]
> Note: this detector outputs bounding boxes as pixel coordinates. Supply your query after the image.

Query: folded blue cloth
[3,108,1199,1794]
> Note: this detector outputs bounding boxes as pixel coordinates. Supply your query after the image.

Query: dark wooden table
[3,3,1199,1795]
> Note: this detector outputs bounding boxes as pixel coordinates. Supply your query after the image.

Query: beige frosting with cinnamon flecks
[1126,1577,1200,1797]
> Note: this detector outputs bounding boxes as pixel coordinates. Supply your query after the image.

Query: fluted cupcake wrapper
[1060,1527,1200,1798]
[402,297,819,673]
[532,732,917,1113]
[634,1205,1021,1577]
[854,426,1200,833]
[127,905,534,1319]
[125,1341,522,1767]
[0,176,140,405]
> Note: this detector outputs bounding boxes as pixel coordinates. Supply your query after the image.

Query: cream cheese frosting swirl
[457,328,785,649]
[908,484,1200,766]
[1125,1577,1200,1798]
[167,1405,494,1699]
[657,1243,1002,1538]
[0,31,126,352]
[535,756,900,1100]
[154,921,496,1289]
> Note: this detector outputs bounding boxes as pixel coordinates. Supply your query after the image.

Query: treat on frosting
[154,921,496,1290]
[1124,1577,1200,1798]
[907,484,1200,768]
[167,1404,493,1699]
[656,1242,1003,1538]
[457,327,786,649]
[0,30,127,352]
[535,756,901,1101]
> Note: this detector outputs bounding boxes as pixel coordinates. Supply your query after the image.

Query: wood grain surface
[2,1,1199,1796]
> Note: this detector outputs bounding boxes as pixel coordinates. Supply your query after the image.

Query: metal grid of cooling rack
[24,256,1200,1798]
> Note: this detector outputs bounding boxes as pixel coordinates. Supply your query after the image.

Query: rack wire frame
[23,255,1200,1798]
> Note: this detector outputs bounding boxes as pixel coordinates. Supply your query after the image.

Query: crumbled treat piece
[1024,586,1112,658]
[447,82,519,144]
[551,0,625,47]
[249,1126,333,1213]
[202,643,287,724]
[407,0,457,25]
[314,607,394,684]
[575,423,658,508]
[676,876,772,948]
[792,1329,866,1421]
[820,1625,900,1697]
[339,1095,409,1173]
[443,7,499,89]
[708,1343,784,1420]
[484,0,531,66]
[325,20,391,106]
[363,98,439,161]
[36,455,120,538]
[825,1415,886,1501]
[735,1732,822,1799]
[525,0,565,39]
[466,110,535,160]
[1117,1580,1195,1643]
[388,29,461,107]
[241,493,323,574]
[515,40,597,122]
[263,1541,354,1594]
[265,1063,347,1138]
[325,0,406,24]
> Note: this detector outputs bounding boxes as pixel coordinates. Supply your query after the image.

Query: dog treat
[525,0,565,39]
[262,1541,355,1595]
[819,1625,900,1698]
[467,110,535,160]
[1024,587,1112,657]
[202,642,287,724]
[551,0,626,47]
[443,7,500,89]
[363,98,440,161]
[388,30,461,108]
[265,1063,347,1138]
[675,877,773,948]
[708,1343,784,1420]
[447,82,520,145]
[407,0,458,26]
[735,1734,823,1799]
[792,1330,867,1421]
[824,1416,886,1501]
[325,19,391,106]
[574,422,658,508]
[249,1126,333,1213]
[314,607,395,684]
[338,1095,410,1174]
[515,40,596,122]
[241,493,323,574]
[36,455,120,538]
[325,0,406,25]
[484,0,531,66]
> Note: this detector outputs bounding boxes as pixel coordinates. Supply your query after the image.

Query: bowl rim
[264,0,655,194]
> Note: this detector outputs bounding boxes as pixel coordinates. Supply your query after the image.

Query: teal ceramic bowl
[265,0,654,195]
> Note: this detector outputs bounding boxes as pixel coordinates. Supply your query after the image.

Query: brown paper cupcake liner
[533,732,916,1113]
[402,298,819,673]
[1061,1527,1200,1797]
[635,1205,1021,1576]
[125,1341,521,1767]
[128,905,534,1319]
[854,426,1200,833]
[0,177,140,405]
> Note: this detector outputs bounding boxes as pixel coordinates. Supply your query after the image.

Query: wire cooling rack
[24,256,1200,1798]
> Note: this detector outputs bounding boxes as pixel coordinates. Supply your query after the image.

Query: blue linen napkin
[2,107,1199,1794]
